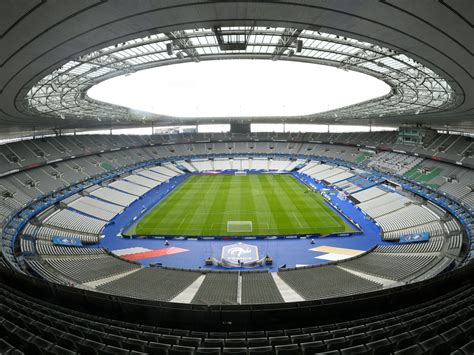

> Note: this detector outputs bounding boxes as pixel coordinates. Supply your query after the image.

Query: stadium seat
[366,329,386,341]
[222,347,248,355]
[311,331,331,341]
[209,332,227,339]
[340,344,368,354]
[274,343,300,354]
[419,335,449,354]
[300,341,327,354]
[0,339,14,353]
[160,334,181,345]
[345,333,370,346]
[364,338,395,354]
[202,338,225,348]
[246,331,265,339]
[325,337,350,350]
[76,339,106,355]
[440,327,464,348]
[393,344,425,354]
[124,338,148,352]
[453,340,474,355]
[228,332,246,339]
[147,342,171,354]
[269,336,291,346]
[195,348,222,354]
[248,346,274,355]
[224,338,247,347]
[170,345,197,354]
[98,345,130,355]
[290,334,312,344]
[247,338,269,347]
[181,337,202,347]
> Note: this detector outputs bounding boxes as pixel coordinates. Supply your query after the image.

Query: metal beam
[272,28,303,61]
[165,31,200,62]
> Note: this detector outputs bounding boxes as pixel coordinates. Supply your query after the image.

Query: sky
[88,59,391,118]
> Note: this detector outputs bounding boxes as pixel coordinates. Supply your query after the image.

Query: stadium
[0,1,473,354]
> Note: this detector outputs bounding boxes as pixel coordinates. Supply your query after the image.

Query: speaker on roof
[166,43,173,55]
[296,39,303,53]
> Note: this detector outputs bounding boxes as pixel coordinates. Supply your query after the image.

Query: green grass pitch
[127,174,353,236]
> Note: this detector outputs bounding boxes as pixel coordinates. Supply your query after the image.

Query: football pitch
[127,174,353,236]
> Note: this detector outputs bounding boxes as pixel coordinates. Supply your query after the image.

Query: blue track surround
[100,171,388,270]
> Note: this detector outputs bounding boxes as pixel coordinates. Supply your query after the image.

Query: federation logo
[221,243,259,263]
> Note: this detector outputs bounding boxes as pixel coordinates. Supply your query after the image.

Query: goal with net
[227,220,253,233]
[235,171,247,176]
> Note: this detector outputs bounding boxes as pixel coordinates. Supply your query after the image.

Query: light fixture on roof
[296,39,303,53]
[166,43,173,55]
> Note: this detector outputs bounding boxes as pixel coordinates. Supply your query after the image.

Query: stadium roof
[0,1,472,138]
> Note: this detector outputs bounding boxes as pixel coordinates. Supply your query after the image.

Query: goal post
[235,171,247,176]
[227,221,253,233]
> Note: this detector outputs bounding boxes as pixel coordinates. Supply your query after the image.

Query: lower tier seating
[43,255,140,283]
[97,268,201,302]
[0,264,472,355]
[278,265,382,300]
[342,253,438,281]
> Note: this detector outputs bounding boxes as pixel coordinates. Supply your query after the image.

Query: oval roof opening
[88,59,391,118]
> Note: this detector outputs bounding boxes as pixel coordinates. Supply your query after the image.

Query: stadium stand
[278,265,383,300]
[241,272,284,304]
[107,179,150,197]
[22,224,99,245]
[341,253,439,282]
[0,1,472,348]
[42,209,107,236]
[354,186,389,202]
[0,261,472,354]
[368,152,424,175]
[97,267,201,301]
[68,196,124,221]
[124,174,161,189]
[192,272,239,305]
[43,254,140,284]
[90,187,137,207]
